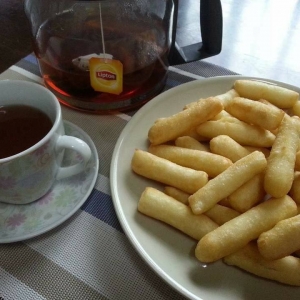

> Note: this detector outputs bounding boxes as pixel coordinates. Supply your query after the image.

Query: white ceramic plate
[0,121,99,243]
[110,76,300,300]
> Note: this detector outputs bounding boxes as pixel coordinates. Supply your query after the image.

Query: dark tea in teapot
[26,0,223,113]
[34,5,169,112]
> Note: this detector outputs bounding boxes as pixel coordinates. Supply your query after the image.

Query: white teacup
[0,80,91,204]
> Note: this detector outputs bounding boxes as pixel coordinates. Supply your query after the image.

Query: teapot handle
[168,0,223,65]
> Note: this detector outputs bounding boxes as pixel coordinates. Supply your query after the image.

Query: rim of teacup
[0,80,62,163]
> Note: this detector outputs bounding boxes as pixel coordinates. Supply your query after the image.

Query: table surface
[1,1,300,300]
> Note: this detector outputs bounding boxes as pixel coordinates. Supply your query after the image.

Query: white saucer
[0,121,99,243]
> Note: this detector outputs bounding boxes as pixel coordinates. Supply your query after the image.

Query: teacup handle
[55,135,92,180]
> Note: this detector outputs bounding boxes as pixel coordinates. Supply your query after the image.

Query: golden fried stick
[175,136,210,152]
[184,89,239,109]
[224,242,300,287]
[289,172,300,204]
[138,187,218,240]
[234,79,299,109]
[257,214,300,260]
[210,135,266,212]
[210,135,251,162]
[226,96,284,130]
[195,195,297,263]
[197,119,275,147]
[163,186,239,226]
[131,149,208,194]
[264,115,300,198]
[148,97,223,145]
[148,144,232,178]
[189,151,267,214]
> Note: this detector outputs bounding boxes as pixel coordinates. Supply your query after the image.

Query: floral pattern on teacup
[32,140,51,157]
[0,121,98,243]
[0,176,16,189]
[0,138,56,203]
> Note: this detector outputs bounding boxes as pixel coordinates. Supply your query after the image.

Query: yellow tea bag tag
[89,57,123,95]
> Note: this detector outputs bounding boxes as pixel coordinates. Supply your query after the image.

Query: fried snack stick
[256,99,282,135]
[210,135,251,161]
[291,115,300,131]
[225,97,285,130]
[148,97,223,145]
[197,119,275,147]
[292,101,300,117]
[289,172,300,204]
[149,145,232,178]
[184,89,239,109]
[210,135,270,160]
[166,188,234,209]
[182,127,209,142]
[224,242,300,287]
[195,195,297,263]
[264,115,300,198]
[244,146,270,158]
[131,150,208,194]
[189,151,267,214]
[229,172,265,213]
[204,205,240,226]
[257,214,300,260]
[210,135,266,212]
[164,186,189,205]
[234,80,299,109]
[211,110,239,122]
[257,99,284,135]
[164,186,239,225]
[175,136,210,152]
[294,150,300,171]
[138,187,218,240]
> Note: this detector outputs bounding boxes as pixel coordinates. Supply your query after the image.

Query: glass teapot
[24,0,222,113]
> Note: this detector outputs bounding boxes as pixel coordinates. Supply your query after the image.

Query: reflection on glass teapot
[24,0,222,113]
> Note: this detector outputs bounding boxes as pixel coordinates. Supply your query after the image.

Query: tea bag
[72,3,123,95]
[72,3,113,72]
[72,53,112,71]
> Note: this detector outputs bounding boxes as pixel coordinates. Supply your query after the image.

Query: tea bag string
[99,3,107,60]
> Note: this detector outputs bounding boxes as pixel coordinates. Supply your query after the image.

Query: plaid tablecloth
[0,54,238,300]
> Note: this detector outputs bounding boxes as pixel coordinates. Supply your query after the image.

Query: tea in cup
[0,80,92,204]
